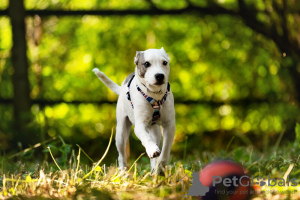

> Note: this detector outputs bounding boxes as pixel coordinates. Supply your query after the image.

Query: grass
[1,130,300,199]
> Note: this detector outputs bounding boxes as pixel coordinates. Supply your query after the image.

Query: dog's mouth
[142,83,162,94]
[154,80,165,85]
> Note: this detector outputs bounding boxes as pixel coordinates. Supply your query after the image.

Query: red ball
[192,160,251,200]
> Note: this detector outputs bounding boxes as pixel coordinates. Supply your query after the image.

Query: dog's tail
[92,68,121,95]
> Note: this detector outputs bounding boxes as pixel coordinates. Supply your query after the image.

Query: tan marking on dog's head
[134,51,147,78]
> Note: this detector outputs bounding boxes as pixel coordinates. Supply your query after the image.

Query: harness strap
[126,74,135,109]
[126,74,170,125]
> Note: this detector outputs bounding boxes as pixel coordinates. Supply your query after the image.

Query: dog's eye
[163,61,168,66]
[144,62,150,68]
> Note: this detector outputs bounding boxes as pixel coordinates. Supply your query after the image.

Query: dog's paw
[151,167,165,177]
[117,166,128,172]
[117,167,129,178]
[146,144,161,159]
[151,161,167,175]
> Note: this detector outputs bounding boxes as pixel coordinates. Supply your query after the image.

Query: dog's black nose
[155,73,165,82]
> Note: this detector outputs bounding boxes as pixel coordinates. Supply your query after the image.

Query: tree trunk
[9,0,32,147]
[289,60,300,105]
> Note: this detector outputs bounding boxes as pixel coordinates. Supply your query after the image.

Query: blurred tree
[0,0,300,155]
[234,0,300,102]
[139,0,300,103]
[8,0,33,147]
[6,0,299,102]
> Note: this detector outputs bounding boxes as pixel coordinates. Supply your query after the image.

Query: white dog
[92,48,175,172]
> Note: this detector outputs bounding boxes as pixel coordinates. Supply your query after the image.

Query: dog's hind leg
[116,113,132,170]
[148,125,162,172]
[125,139,130,165]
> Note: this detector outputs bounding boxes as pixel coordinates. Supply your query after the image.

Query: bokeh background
[1,0,300,163]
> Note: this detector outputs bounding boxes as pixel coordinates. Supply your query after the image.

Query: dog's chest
[121,76,172,126]
[124,96,165,126]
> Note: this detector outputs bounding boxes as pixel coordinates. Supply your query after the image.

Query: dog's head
[134,47,170,92]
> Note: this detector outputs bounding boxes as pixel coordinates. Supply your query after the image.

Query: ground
[1,132,300,200]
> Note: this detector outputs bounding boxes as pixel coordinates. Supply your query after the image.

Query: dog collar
[126,74,170,125]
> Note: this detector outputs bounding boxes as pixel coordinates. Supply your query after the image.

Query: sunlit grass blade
[76,144,94,163]
[3,174,6,196]
[3,178,38,183]
[83,128,114,179]
[225,136,235,153]
[134,163,137,181]
[9,137,56,159]
[14,177,20,193]
[58,135,66,146]
[127,152,145,173]
[274,130,285,155]
[75,147,81,178]
[283,164,294,182]
[48,146,62,171]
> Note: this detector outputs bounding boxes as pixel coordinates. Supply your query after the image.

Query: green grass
[1,130,300,199]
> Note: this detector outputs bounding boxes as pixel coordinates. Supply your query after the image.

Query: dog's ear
[161,47,170,61]
[134,51,140,65]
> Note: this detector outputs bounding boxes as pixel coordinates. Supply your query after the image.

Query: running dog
[92,48,175,172]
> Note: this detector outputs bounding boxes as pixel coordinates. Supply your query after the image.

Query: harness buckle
[126,92,131,101]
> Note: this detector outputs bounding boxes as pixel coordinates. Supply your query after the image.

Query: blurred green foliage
[0,0,299,156]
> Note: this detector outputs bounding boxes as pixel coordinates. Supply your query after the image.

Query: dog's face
[134,48,170,91]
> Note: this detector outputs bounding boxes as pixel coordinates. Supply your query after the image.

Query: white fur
[93,48,175,173]
[92,68,121,95]
[136,48,170,97]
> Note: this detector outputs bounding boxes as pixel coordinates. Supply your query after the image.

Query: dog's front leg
[158,122,175,169]
[148,125,162,171]
[134,123,161,159]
